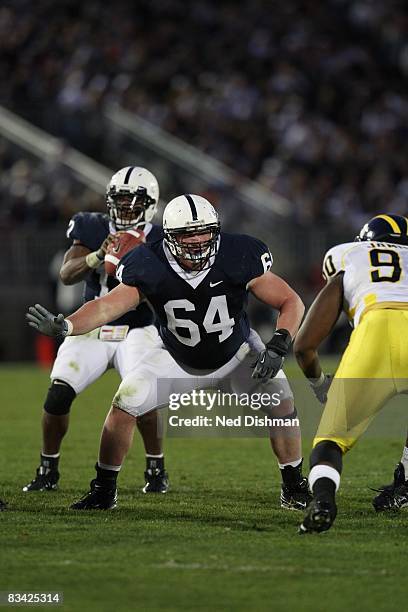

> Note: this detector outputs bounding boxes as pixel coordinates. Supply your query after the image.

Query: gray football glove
[252,329,292,382]
[26,304,69,338]
[252,349,284,382]
[309,374,333,404]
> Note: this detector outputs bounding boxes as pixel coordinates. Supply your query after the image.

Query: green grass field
[0,362,407,612]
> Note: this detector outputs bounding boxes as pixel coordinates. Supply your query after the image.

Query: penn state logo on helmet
[163,194,220,270]
[106,166,159,229]
[356,214,408,245]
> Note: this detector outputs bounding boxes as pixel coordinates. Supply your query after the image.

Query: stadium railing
[0,106,112,361]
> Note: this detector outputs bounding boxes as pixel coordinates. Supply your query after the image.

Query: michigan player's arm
[294,273,344,379]
[248,271,305,337]
[60,237,116,285]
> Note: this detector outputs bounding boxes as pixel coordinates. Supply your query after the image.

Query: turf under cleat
[70,479,117,510]
[22,466,60,492]
[0,499,7,511]
[142,468,169,494]
[372,464,408,512]
[280,477,312,510]
[299,498,337,534]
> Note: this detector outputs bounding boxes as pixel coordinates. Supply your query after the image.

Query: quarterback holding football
[23,166,169,497]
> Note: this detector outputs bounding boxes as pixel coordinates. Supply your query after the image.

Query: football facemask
[107,186,156,229]
[106,166,159,230]
[165,224,220,270]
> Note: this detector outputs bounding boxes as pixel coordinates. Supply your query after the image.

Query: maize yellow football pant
[314,309,408,453]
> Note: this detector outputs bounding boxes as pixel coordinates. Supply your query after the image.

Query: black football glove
[309,373,333,404]
[252,329,292,382]
[26,304,69,338]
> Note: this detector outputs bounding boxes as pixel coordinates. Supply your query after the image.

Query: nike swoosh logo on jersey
[209,281,223,287]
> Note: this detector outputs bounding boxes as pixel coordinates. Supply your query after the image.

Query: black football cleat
[373,462,405,493]
[372,463,408,512]
[281,477,312,510]
[22,466,60,492]
[0,499,7,511]
[142,468,169,494]
[299,498,337,534]
[70,479,117,510]
[371,462,405,495]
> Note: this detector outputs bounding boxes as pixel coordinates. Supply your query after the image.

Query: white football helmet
[106,166,159,229]
[163,194,220,269]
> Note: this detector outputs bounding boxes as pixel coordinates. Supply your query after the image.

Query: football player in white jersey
[23,167,170,496]
[294,214,408,533]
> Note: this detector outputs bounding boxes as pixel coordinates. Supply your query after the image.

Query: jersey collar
[143,222,153,237]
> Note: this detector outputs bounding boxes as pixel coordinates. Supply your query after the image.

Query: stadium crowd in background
[1,0,407,231]
[0,139,100,230]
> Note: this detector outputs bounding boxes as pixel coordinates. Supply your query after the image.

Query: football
[104,229,145,276]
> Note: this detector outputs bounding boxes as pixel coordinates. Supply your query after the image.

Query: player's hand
[96,233,121,259]
[309,373,333,404]
[252,348,284,381]
[252,329,292,382]
[26,304,69,338]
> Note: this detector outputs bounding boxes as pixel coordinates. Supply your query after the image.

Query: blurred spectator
[0,0,407,232]
[0,139,103,230]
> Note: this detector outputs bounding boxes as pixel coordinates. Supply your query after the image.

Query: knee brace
[262,396,297,420]
[267,407,298,421]
[280,407,297,420]
[44,380,76,416]
[310,440,343,474]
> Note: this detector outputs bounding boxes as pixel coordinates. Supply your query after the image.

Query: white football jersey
[323,241,408,326]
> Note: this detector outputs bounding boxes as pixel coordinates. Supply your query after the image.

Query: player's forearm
[65,283,140,335]
[60,257,96,285]
[294,347,322,379]
[65,300,115,335]
[275,294,305,338]
[293,318,324,378]
[293,274,343,378]
[249,272,304,338]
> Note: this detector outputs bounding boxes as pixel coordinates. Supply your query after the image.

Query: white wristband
[85,251,103,269]
[310,372,325,388]
[65,319,74,336]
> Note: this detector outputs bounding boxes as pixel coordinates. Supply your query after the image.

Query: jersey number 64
[164,296,235,347]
